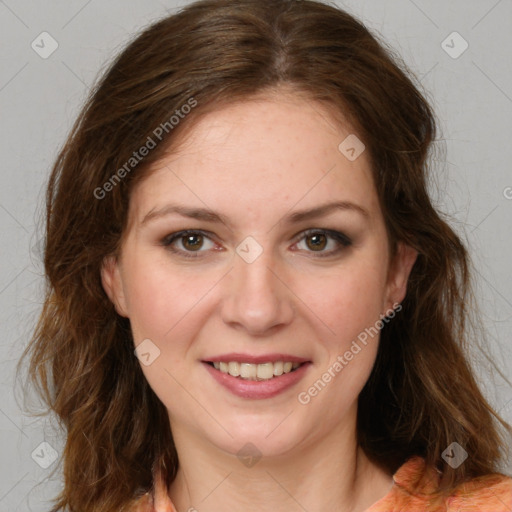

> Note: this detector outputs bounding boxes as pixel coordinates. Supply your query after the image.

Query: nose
[220,247,295,336]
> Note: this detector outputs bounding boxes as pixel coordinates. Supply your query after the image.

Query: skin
[102,89,418,512]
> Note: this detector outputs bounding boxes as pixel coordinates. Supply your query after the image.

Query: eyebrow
[140,200,369,227]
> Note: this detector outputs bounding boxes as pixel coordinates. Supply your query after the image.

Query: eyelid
[294,228,352,247]
[162,229,217,246]
[161,229,219,258]
[290,228,352,258]
[161,228,352,258]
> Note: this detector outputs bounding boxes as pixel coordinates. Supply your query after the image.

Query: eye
[162,230,217,258]
[293,229,352,257]
[161,228,352,259]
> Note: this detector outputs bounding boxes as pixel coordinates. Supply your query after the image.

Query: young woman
[23,0,511,510]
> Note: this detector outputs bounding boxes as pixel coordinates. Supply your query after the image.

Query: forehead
[128,93,378,226]
[164,93,361,168]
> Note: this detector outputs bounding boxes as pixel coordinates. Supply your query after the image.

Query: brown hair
[20,0,511,510]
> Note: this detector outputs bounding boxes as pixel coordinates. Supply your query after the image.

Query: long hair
[19,0,511,510]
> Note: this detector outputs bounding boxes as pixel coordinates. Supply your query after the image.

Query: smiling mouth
[206,361,305,381]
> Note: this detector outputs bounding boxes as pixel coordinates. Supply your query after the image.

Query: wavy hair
[20,0,511,510]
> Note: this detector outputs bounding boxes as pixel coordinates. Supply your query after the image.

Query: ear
[383,242,418,313]
[101,255,129,317]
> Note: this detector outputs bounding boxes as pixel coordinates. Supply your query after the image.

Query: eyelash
[161,228,352,259]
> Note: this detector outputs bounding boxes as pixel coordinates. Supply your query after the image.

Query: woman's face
[102,92,416,458]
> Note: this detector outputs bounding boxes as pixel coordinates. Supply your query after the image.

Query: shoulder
[370,456,512,511]
[130,457,512,512]
[450,472,512,509]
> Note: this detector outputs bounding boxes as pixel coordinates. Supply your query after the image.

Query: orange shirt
[133,456,512,511]
[367,456,512,512]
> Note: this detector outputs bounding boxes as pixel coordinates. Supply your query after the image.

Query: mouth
[201,353,312,399]
[205,360,306,381]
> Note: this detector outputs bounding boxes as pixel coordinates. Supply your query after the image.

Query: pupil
[184,234,202,250]
[307,234,326,251]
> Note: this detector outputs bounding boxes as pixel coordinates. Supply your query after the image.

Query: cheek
[122,253,209,408]
[123,266,173,341]
[298,265,387,408]
[296,254,388,347]
[122,251,210,343]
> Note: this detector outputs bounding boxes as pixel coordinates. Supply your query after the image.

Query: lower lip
[202,362,311,400]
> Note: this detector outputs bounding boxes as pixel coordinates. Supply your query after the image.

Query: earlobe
[384,242,418,312]
[100,255,129,317]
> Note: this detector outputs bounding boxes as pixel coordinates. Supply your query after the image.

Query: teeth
[257,362,274,380]
[273,361,284,376]
[211,361,303,380]
[240,363,257,379]
[228,361,240,376]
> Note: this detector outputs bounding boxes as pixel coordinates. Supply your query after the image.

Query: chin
[205,412,313,460]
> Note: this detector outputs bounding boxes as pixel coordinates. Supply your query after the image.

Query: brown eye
[306,233,327,251]
[294,229,352,257]
[162,230,216,258]
[181,233,204,251]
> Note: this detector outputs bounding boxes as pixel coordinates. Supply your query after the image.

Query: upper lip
[203,353,310,364]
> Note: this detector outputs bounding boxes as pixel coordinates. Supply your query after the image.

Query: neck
[167,408,393,512]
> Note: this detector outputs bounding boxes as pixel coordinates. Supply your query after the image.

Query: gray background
[1,0,511,510]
